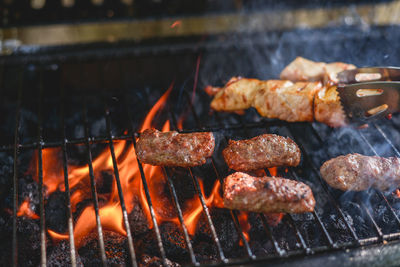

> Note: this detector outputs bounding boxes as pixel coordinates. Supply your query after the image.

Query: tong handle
[338,67,400,84]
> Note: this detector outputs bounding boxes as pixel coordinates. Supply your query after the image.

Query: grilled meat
[320,153,400,191]
[280,57,326,82]
[222,134,301,171]
[210,77,266,112]
[207,57,355,127]
[314,86,347,127]
[136,129,215,167]
[280,57,355,85]
[223,172,315,213]
[252,81,322,122]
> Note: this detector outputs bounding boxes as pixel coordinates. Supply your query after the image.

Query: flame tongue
[23,83,254,249]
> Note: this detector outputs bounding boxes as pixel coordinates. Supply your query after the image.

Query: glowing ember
[394,189,400,198]
[170,20,182,28]
[17,199,39,220]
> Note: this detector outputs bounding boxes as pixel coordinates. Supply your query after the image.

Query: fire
[177,179,224,235]
[394,189,400,198]
[268,167,278,177]
[17,199,39,220]
[238,211,250,246]
[170,20,182,28]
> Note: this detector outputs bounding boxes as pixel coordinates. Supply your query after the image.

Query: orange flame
[45,85,177,246]
[31,83,238,248]
[17,199,39,219]
[178,179,223,235]
[395,189,400,199]
[268,167,278,177]
[238,211,250,246]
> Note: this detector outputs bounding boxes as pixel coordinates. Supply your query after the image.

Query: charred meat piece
[223,172,315,213]
[320,153,400,191]
[222,134,301,171]
[136,129,215,167]
[210,77,267,112]
[314,86,347,127]
[252,81,322,122]
[280,57,355,85]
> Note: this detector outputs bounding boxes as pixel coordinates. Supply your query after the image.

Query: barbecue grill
[2,1,400,267]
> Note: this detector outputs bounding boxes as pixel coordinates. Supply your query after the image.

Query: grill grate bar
[324,128,393,242]
[175,90,259,259]
[12,69,23,267]
[81,97,108,266]
[237,116,311,254]
[103,101,138,267]
[355,130,400,230]
[59,84,78,267]
[289,124,360,244]
[36,67,47,266]
[288,169,336,248]
[258,214,286,256]
[187,167,227,262]
[264,166,310,253]
[359,202,384,241]
[0,121,291,152]
[208,158,256,259]
[178,91,258,259]
[162,167,199,266]
[312,124,397,243]
[373,123,400,158]
[124,99,168,265]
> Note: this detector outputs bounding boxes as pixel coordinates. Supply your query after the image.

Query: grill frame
[3,30,400,266]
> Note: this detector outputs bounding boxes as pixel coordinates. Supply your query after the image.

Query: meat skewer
[222,134,301,172]
[207,57,355,127]
[223,172,316,213]
[136,129,215,167]
[320,153,400,191]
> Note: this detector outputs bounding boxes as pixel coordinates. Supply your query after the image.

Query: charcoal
[0,214,11,265]
[193,241,218,263]
[97,170,114,194]
[48,240,84,267]
[128,200,150,237]
[79,230,128,266]
[18,175,40,214]
[0,153,13,202]
[45,191,68,233]
[135,222,189,263]
[139,254,180,267]
[17,216,42,266]
[209,209,239,254]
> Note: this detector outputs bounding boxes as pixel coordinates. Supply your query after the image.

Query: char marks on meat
[223,172,315,213]
[222,134,301,172]
[320,153,400,191]
[136,129,215,167]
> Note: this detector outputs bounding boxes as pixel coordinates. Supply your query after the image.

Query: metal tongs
[337,67,400,123]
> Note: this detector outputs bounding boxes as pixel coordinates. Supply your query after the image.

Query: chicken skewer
[207,57,355,127]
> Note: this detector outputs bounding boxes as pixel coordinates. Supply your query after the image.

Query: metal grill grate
[2,33,400,266]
